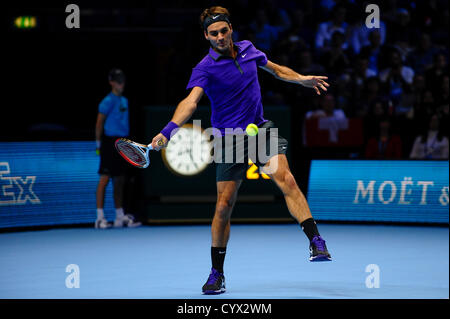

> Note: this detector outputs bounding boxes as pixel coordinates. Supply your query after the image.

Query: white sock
[115,208,125,219]
[97,208,104,220]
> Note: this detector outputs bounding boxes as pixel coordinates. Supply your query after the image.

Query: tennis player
[95,68,141,229]
[150,7,331,294]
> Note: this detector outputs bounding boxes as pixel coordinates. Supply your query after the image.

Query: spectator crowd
[226,0,449,159]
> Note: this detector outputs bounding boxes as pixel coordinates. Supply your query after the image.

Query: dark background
[4,0,210,141]
[4,1,302,141]
[3,0,449,167]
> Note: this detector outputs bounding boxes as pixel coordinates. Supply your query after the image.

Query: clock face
[162,124,212,176]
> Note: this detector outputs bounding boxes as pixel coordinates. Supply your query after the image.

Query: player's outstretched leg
[202,180,241,294]
[264,154,331,261]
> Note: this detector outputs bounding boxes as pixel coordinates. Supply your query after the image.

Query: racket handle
[147,139,164,150]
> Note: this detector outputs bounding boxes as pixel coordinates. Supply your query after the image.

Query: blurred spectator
[263,0,293,29]
[297,50,325,75]
[365,116,403,159]
[386,8,418,61]
[349,55,378,110]
[437,102,449,139]
[436,74,450,107]
[349,5,386,55]
[414,89,437,122]
[290,8,315,47]
[381,0,401,25]
[379,49,414,110]
[411,74,428,106]
[318,0,338,15]
[334,74,352,116]
[363,99,390,141]
[360,30,384,75]
[305,94,347,143]
[13,0,447,153]
[315,4,349,53]
[435,75,450,135]
[319,30,351,78]
[249,8,290,53]
[425,52,449,93]
[406,33,439,74]
[409,113,449,159]
[354,76,388,118]
[416,1,449,45]
[399,74,427,119]
[306,94,345,120]
[278,9,314,53]
[355,55,377,79]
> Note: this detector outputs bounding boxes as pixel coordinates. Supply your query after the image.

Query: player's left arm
[260,60,329,95]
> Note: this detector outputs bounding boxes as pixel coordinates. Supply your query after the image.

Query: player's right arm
[151,86,204,150]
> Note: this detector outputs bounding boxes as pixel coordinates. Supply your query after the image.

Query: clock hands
[189,149,199,169]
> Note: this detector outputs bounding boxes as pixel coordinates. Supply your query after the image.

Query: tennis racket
[115,138,164,168]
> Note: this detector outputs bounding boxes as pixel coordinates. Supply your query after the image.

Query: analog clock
[161,123,212,176]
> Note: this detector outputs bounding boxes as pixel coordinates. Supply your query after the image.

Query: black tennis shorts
[98,135,129,177]
[215,120,288,181]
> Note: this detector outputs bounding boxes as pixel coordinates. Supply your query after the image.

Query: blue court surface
[0,223,448,299]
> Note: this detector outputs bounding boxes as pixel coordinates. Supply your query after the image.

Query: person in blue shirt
[95,68,141,229]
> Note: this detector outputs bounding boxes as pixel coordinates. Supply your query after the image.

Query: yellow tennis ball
[246,123,259,136]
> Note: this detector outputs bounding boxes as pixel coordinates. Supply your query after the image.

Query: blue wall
[1,142,448,228]
[0,142,114,228]
[308,160,449,223]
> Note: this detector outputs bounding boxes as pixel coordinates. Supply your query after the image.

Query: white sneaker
[114,214,142,228]
[95,218,111,229]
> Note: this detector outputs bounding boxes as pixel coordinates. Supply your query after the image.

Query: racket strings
[117,143,146,164]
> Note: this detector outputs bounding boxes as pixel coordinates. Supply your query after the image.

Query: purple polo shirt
[186,40,268,135]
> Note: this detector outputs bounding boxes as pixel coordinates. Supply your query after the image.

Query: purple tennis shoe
[202,268,226,295]
[309,235,332,261]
